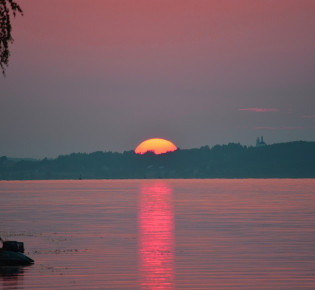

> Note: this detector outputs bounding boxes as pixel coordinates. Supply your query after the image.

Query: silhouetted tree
[1,141,315,180]
[0,0,22,76]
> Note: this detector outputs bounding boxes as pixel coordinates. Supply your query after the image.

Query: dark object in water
[2,241,25,253]
[0,240,34,266]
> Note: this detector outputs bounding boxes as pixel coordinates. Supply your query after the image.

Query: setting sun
[135,138,177,155]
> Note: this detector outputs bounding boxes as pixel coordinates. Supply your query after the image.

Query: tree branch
[0,0,23,76]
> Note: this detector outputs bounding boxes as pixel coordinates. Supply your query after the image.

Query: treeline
[0,141,315,180]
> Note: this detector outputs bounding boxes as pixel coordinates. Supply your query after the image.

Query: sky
[1,0,315,158]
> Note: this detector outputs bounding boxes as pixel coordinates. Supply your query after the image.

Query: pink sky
[1,0,315,157]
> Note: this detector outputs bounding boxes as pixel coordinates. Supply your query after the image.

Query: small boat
[0,239,34,266]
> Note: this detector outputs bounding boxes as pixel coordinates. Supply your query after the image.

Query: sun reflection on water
[139,182,174,289]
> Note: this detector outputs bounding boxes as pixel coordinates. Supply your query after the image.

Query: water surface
[1,179,315,289]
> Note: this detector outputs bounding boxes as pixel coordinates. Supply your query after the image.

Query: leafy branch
[0,0,23,76]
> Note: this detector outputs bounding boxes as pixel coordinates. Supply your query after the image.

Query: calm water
[1,179,315,289]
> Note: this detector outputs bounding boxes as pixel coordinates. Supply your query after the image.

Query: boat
[0,239,34,266]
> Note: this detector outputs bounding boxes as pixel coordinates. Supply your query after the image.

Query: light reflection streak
[139,182,174,289]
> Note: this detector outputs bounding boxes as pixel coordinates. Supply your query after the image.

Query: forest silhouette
[1,141,314,180]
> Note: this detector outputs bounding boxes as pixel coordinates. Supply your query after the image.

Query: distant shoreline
[1,178,315,182]
[1,141,315,180]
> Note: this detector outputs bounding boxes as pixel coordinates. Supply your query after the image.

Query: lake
[1,179,315,289]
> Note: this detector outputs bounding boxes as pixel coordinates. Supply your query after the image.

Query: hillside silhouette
[0,141,315,180]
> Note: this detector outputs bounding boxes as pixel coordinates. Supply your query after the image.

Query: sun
[135,138,177,155]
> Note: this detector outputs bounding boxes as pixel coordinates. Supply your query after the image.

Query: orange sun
[135,138,177,155]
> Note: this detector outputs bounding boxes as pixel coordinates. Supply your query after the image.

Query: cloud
[281,126,305,130]
[302,115,315,118]
[254,126,305,130]
[239,108,279,112]
[254,126,277,130]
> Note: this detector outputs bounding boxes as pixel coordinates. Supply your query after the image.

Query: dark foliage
[0,0,22,76]
[1,141,315,180]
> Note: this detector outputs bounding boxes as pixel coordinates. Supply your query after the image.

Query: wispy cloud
[302,115,315,118]
[254,126,277,130]
[255,126,305,130]
[239,108,279,112]
[281,126,305,130]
